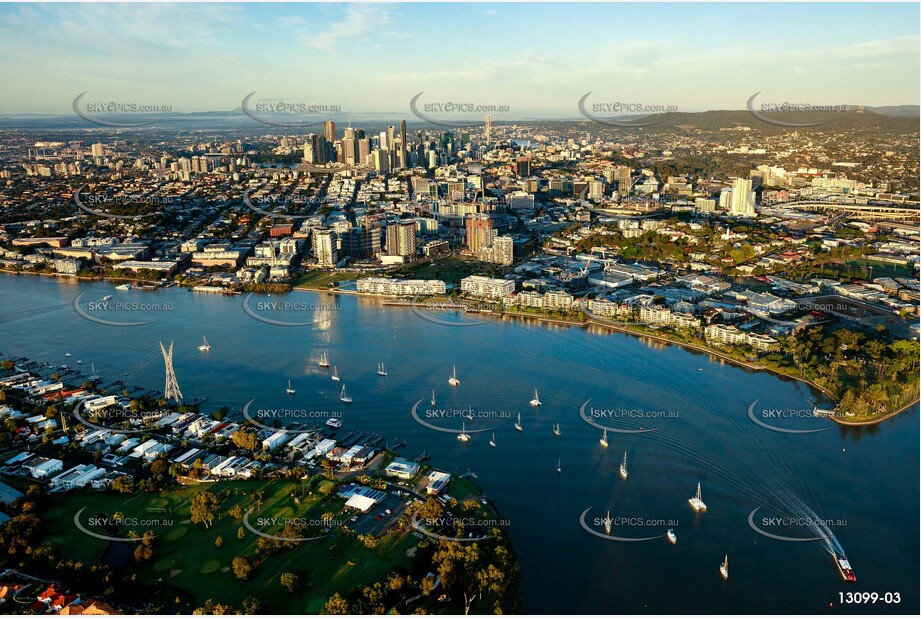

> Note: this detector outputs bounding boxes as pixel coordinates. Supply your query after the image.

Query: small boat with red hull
[835,552,857,582]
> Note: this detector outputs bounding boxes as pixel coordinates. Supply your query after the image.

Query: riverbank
[310,287,916,427]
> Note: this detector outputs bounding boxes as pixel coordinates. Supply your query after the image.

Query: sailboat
[620,451,629,479]
[331,366,340,381]
[431,389,436,406]
[530,389,541,407]
[552,423,560,436]
[600,428,608,447]
[604,511,612,535]
[377,362,387,376]
[339,384,352,403]
[318,352,330,368]
[689,482,707,512]
[457,422,471,442]
[286,380,295,395]
[556,458,562,474]
[448,366,460,386]
[514,413,523,431]
[489,433,496,447]
[198,336,211,352]
[88,363,100,381]
[720,555,729,580]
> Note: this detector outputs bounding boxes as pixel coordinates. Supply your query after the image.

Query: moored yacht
[457,422,471,442]
[666,529,677,544]
[377,362,387,376]
[530,389,541,407]
[514,413,523,431]
[286,380,295,395]
[339,384,352,403]
[720,555,729,580]
[552,423,560,436]
[331,366,340,381]
[448,366,460,386]
[318,352,330,368]
[489,433,496,447]
[620,451,629,480]
[600,428,608,447]
[326,418,342,429]
[689,482,707,512]
[198,336,211,352]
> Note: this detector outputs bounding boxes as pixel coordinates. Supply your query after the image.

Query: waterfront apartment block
[357,277,446,296]
[504,289,574,310]
[704,323,778,351]
[638,305,702,330]
[461,275,516,299]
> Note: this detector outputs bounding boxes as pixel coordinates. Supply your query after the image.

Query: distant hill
[618,108,919,135]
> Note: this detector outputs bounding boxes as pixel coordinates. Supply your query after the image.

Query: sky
[0,2,918,118]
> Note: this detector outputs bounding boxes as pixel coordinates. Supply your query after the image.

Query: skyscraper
[465,215,494,252]
[485,114,492,146]
[324,120,336,144]
[385,220,417,259]
[730,178,755,216]
[516,156,532,177]
[399,120,408,169]
[313,228,338,267]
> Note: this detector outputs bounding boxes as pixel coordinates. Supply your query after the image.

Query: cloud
[299,4,390,53]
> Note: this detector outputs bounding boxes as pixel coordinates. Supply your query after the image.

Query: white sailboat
[318,352,330,368]
[720,555,729,580]
[331,366,340,381]
[198,336,211,352]
[457,422,471,442]
[489,433,496,447]
[530,389,541,407]
[448,366,460,386]
[604,511,612,535]
[431,389,436,406]
[600,428,608,447]
[666,529,677,544]
[339,384,352,403]
[620,451,629,480]
[556,458,562,474]
[377,362,387,376]
[552,423,560,436]
[689,482,707,512]
[286,380,295,395]
[514,413,523,431]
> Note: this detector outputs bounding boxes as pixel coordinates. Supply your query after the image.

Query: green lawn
[40,479,420,613]
[292,271,363,289]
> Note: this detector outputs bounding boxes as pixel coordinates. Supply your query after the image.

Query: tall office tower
[324,120,336,144]
[313,228,338,267]
[91,143,105,157]
[379,131,389,151]
[314,134,327,164]
[428,150,438,169]
[372,148,390,174]
[399,120,407,168]
[485,114,492,146]
[342,135,357,165]
[303,136,317,163]
[392,138,406,169]
[385,220,417,258]
[515,156,532,177]
[358,138,371,165]
[730,177,755,216]
[465,214,494,252]
[719,188,732,210]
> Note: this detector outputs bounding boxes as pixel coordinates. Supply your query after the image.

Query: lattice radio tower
[160,341,183,403]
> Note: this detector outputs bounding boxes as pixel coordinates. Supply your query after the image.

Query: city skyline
[0,2,918,117]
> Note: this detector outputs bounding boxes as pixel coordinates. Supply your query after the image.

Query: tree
[190,491,219,528]
[323,593,349,615]
[232,555,253,580]
[231,429,259,451]
[280,572,299,593]
[110,476,134,494]
[0,359,15,371]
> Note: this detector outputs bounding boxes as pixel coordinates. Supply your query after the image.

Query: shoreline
[305,287,917,427]
[5,271,915,427]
